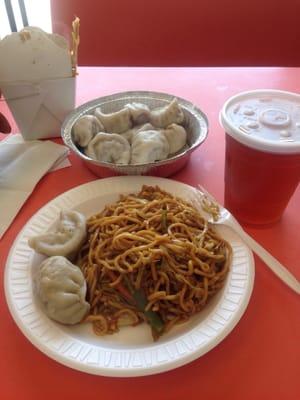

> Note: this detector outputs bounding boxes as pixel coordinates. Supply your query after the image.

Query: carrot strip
[106,270,133,302]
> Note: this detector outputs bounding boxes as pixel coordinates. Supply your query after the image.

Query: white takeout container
[1,77,76,140]
[0,27,75,140]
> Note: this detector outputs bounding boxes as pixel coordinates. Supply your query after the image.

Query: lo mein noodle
[76,185,232,340]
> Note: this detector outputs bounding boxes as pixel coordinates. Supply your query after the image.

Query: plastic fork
[190,185,300,295]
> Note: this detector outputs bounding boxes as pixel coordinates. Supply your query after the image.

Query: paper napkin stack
[0,134,70,239]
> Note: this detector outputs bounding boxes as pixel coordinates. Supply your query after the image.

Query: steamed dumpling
[72,115,104,147]
[85,132,130,164]
[150,98,185,128]
[120,122,154,144]
[34,256,90,325]
[125,102,150,125]
[131,130,169,164]
[28,210,86,259]
[94,107,132,133]
[163,123,187,154]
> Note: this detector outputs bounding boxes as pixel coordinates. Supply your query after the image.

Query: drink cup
[220,89,300,226]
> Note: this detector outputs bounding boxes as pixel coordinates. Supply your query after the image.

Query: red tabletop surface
[0,67,299,400]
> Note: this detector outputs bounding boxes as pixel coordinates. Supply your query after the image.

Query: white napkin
[0,134,70,239]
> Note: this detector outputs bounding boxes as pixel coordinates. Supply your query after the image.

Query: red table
[1,67,299,400]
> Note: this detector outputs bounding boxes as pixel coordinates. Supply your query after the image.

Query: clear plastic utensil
[190,185,300,295]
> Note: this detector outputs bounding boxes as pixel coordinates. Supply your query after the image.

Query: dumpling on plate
[34,256,90,325]
[72,115,104,147]
[131,130,169,164]
[28,210,86,259]
[163,123,187,154]
[85,132,130,164]
[150,98,185,128]
[125,102,150,125]
[94,106,132,133]
[120,122,154,144]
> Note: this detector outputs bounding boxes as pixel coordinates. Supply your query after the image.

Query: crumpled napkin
[0,134,70,239]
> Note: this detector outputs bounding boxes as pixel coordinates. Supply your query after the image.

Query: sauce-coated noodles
[77,185,232,340]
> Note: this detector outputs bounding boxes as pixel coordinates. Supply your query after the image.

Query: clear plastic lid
[220,89,300,154]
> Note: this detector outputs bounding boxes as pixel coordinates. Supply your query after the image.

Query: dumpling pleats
[131,130,169,164]
[85,132,131,164]
[163,123,187,154]
[150,98,185,128]
[72,115,104,147]
[94,107,132,133]
[34,256,90,325]
[28,210,86,259]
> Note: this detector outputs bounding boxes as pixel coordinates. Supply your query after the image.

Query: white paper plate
[4,177,255,377]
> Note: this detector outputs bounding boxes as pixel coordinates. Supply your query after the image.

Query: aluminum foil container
[61,91,208,177]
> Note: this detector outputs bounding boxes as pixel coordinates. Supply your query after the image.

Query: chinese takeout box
[0,22,79,140]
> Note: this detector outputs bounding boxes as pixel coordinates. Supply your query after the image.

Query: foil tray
[61,90,209,177]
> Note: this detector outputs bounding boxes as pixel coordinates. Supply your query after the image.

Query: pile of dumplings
[72,98,188,165]
[29,210,90,325]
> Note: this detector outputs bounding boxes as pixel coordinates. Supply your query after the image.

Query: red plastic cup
[220,89,300,226]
